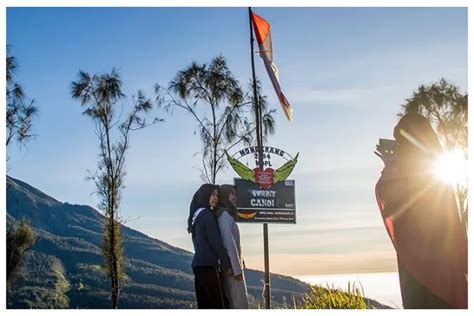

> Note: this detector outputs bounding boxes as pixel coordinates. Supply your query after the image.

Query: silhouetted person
[375,113,467,308]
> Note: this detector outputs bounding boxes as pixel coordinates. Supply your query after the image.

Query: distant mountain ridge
[6,176,316,308]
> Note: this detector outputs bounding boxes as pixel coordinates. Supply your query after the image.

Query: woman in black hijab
[188,184,231,309]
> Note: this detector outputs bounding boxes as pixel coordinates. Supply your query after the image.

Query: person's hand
[375,145,396,166]
[234,274,243,281]
[223,268,233,277]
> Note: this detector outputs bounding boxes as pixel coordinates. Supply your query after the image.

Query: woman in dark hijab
[187,190,199,233]
[375,113,467,308]
[215,184,249,309]
[188,184,231,309]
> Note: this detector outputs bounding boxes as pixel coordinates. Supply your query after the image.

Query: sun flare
[433,149,468,186]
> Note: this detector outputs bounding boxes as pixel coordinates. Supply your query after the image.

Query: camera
[378,139,398,154]
[374,138,398,160]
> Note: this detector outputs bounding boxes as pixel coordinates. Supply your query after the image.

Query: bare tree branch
[155,55,276,183]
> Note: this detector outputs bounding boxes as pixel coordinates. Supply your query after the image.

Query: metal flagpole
[248,6,271,309]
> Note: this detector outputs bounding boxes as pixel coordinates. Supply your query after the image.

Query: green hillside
[6,176,316,308]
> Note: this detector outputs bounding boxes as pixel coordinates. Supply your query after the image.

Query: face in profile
[209,189,218,209]
[228,188,237,207]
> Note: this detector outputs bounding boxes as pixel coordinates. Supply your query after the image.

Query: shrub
[297,282,368,309]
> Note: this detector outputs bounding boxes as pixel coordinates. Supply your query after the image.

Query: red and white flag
[251,12,293,121]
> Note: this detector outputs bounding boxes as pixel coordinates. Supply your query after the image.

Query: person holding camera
[374,113,467,309]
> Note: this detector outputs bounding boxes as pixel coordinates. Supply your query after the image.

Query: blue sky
[6,7,467,276]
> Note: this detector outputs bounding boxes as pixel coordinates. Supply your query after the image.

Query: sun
[433,149,468,186]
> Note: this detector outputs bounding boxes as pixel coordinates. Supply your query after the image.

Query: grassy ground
[294,282,371,309]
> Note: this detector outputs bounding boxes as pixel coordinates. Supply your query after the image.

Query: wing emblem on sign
[237,211,257,220]
[226,151,255,182]
[273,153,299,184]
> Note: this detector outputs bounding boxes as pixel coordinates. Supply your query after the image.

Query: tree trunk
[211,101,218,185]
[109,184,120,309]
[110,217,119,308]
[212,140,217,185]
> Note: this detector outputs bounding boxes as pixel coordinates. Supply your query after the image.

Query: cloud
[244,251,397,276]
[294,167,379,191]
[289,87,394,106]
[281,39,466,111]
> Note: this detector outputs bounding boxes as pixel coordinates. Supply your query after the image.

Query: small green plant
[298,282,369,309]
[7,220,36,289]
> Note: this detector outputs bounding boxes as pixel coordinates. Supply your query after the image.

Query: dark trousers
[193,266,228,309]
[399,265,452,309]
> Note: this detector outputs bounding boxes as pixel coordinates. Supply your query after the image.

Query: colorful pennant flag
[251,12,293,121]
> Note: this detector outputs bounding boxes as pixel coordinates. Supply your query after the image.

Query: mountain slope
[6,176,314,308]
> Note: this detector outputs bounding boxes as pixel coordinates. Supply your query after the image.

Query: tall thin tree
[400,78,468,229]
[155,55,276,183]
[6,48,37,290]
[71,70,160,308]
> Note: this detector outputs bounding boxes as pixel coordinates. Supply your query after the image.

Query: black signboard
[234,178,296,224]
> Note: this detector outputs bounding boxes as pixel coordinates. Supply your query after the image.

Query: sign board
[226,147,298,190]
[234,177,296,224]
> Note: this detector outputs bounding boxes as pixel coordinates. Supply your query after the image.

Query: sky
[5,6,468,277]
